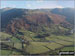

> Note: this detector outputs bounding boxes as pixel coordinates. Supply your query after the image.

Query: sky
[1,0,74,9]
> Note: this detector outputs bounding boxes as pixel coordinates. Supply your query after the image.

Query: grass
[24,34,74,54]
[46,43,63,50]
[19,30,37,41]
[0,31,74,55]
[54,39,73,45]
[11,50,22,55]
[3,42,14,47]
[14,43,22,49]
[31,42,49,46]
[60,46,74,51]
[0,50,12,55]
[56,36,73,42]
[0,50,22,55]
[0,32,12,38]
[0,32,12,41]
[31,42,63,50]
[46,35,73,41]
[11,37,21,42]
[26,42,49,54]
[46,35,73,45]
[0,32,21,43]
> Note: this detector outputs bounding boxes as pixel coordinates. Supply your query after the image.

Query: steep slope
[1,8,74,55]
[51,8,74,24]
[1,8,28,29]
[1,8,74,34]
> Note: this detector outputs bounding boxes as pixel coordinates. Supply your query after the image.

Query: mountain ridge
[1,8,74,34]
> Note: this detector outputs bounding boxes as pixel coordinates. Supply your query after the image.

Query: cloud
[26,4,31,8]
[56,6,64,8]
[1,4,16,8]
[11,5,16,8]
[37,0,44,3]
[35,5,64,9]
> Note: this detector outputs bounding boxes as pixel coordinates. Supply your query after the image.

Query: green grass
[25,34,74,54]
[31,42,62,50]
[0,32,12,37]
[46,35,73,41]
[0,50,12,55]
[46,35,73,45]
[11,51,22,55]
[3,42,14,47]
[0,32,21,43]
[0,50,22,55]
[60,46,74,51]
[19,30,37,41]
[54,39,73,45]
[0,32,12,41]
[55,36,73,42]
[26,42,49,54]
[11,37,21,42]
[0,31,74,55]
[46,43,63,50]
[14,43,22,49]
[31,42,49,46]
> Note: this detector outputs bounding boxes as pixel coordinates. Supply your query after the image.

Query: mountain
[1,8,29,28]
[51,8,74,24]
[1,8,74,55]
[1,8,74,35]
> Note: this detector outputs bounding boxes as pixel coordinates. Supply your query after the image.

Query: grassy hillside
[0,31,74,55]
[1,8,74,55]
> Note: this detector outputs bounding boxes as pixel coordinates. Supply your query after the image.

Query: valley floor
[0,32,74,56]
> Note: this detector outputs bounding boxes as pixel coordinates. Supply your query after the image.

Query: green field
[60,46,74,51]
[0,32,74,55]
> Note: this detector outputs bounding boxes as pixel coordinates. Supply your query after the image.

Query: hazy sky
[1,0,74,9]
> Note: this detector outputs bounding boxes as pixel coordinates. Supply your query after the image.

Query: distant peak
[3,7,14,10]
